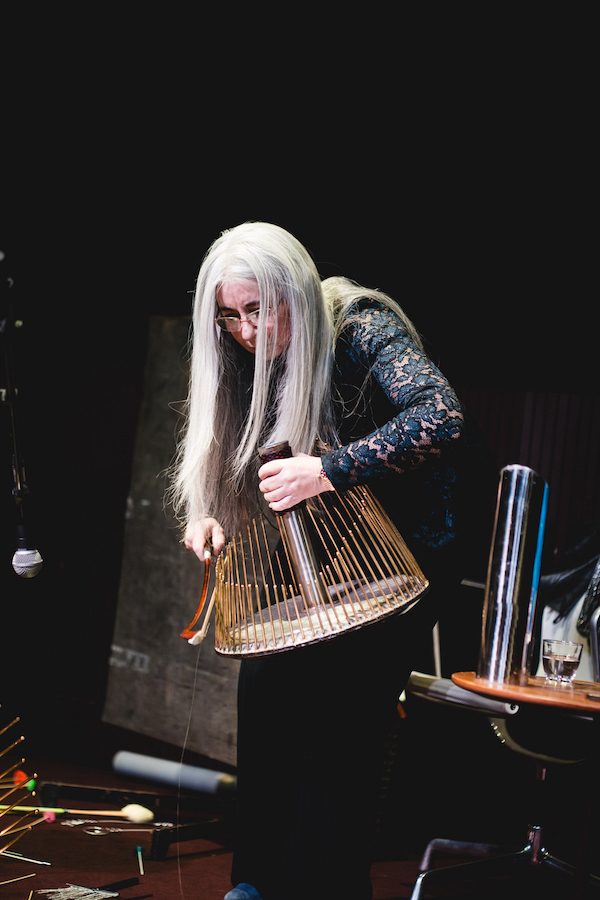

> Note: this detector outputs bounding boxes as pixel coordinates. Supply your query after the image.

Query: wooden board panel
[102,317,240,766]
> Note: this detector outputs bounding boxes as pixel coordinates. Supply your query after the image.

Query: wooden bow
[181,548,216,644]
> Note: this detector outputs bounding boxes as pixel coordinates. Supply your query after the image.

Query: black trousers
[230,565,457,900]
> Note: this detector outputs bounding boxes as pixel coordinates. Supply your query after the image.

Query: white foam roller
[112,750,236,794]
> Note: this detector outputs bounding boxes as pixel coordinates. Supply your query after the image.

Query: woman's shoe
[224,884,263,900]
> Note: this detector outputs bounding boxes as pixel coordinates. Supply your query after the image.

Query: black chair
[406,670,600,898]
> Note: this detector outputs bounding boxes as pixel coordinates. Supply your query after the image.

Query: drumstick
[0,802,154,823]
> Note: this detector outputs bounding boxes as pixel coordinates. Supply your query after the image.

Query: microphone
[12,524,43,578]
[3,261,43,578]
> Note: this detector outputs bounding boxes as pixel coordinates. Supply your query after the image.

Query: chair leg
[410,848,533,900]
[419,836,518,871]
[530,824,600,887]
[542,851,600,889]
[411,825,600,898]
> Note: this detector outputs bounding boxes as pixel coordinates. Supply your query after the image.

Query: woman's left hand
[258,453,334,512]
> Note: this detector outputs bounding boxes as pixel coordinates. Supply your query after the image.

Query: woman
[171,222,468,900]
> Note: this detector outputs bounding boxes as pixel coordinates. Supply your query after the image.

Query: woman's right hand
[185,517,226,560]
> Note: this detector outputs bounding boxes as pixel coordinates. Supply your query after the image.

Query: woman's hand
[185,517,226,559]
[258,453,334,512]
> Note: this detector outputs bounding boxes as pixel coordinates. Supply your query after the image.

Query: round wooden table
[452,671,600,714]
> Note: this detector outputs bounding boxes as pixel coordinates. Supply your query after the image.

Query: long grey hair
[169,222,423,538]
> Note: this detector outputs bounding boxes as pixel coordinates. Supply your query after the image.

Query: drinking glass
[542,639,583,685]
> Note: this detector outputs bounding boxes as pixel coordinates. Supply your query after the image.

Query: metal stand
[411,823,600,898]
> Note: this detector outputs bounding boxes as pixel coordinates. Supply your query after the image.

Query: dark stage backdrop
[101,317,240,766]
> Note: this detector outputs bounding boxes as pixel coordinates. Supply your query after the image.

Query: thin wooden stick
[0,796,27,819]
[0,736,25,759]
[0,825,30,853]
[1,814,45,836]
[0,757,25,781]
[0,872,35,887]
[1,809,39,836]
[0,717,20,739]
[0,773,35,804]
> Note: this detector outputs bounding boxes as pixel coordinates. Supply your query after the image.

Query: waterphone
[182,442,430,655]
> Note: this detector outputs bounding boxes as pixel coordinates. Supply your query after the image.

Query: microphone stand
[1,263,43,577]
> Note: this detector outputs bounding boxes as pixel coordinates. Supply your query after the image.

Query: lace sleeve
[323,302,464,488]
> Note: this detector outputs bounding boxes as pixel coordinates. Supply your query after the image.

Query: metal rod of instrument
[203,440,428,657]
[258,441,328,609]
[477,464,549,685]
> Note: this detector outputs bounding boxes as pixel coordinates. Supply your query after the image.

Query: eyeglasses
[214,300,284,333]
[215,309,261,332]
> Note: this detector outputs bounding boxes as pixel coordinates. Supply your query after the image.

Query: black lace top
[321,299,466,562]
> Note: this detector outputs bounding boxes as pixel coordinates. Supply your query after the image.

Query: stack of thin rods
[0,712,44,858]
